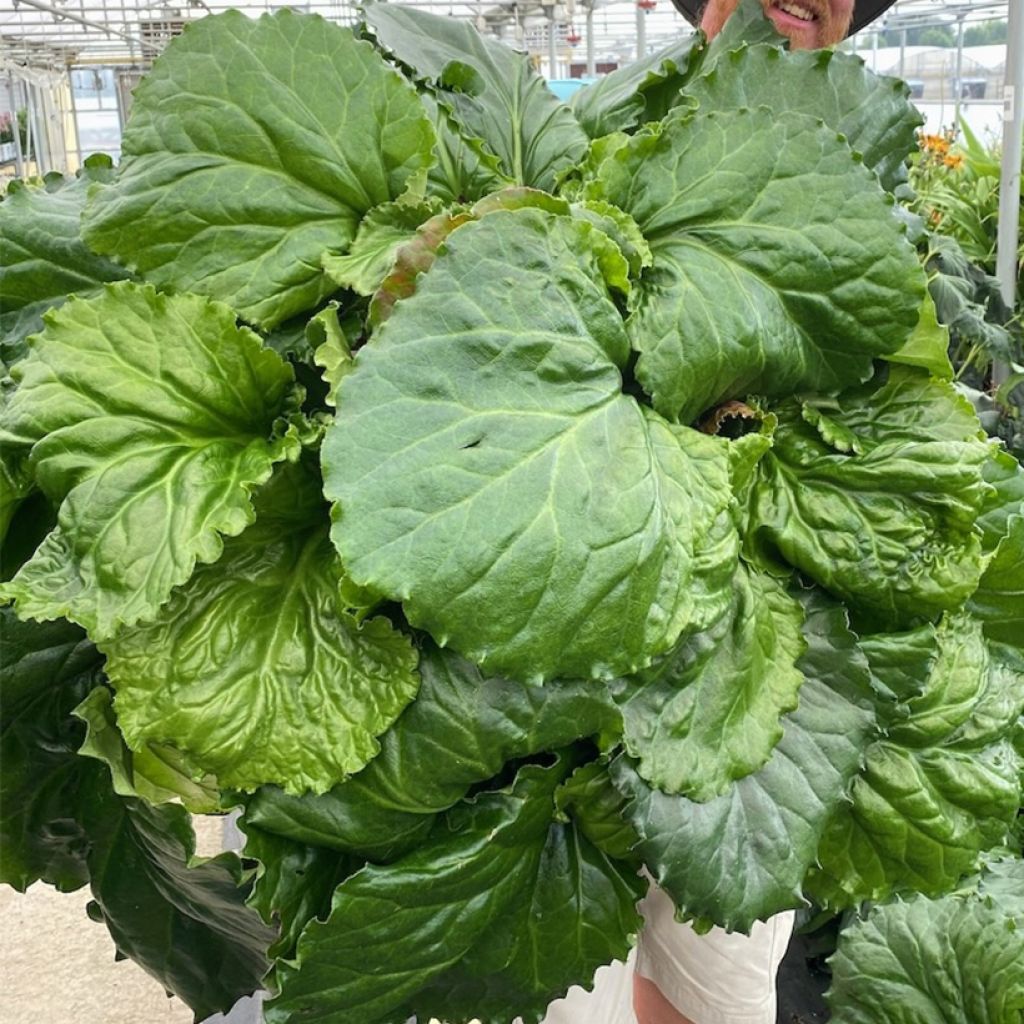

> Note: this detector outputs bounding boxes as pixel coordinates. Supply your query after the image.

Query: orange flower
[943,153,963,169]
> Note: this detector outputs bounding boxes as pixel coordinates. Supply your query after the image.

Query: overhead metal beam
[10,0,162,53]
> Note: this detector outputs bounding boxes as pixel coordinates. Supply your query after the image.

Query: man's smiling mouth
[771,0,818,22]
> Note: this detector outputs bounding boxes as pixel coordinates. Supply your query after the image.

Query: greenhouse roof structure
[0,0,1011,68]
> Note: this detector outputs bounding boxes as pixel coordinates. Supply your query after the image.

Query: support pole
[954,14,965,132]
[636,1,646,61]
[8,72,24,179]
[993,0,1024,387]
[586,2,595,76]
[548,16,558,78]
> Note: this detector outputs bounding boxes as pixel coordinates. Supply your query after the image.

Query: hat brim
[669,0,896,38]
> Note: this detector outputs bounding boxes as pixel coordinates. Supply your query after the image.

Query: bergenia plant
[1,1,1022,1021]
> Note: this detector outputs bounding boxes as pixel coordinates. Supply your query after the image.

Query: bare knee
[632,972,697,1024]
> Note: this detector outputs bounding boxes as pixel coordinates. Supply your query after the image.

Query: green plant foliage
[0,158,130,367]
[1,4,1022,1022]
[82,10,434,328]
[828,857,1024,1024]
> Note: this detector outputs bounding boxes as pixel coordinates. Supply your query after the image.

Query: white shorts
[537,883,795,1024]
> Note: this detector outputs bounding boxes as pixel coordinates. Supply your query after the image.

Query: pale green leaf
[969,515,1024,649]
[321,197,442,297]
[886,290,954,379]
[102,461,420,795]
[74,686,220,814]
[309,305,355,408]
[0,283,298,639]
[82,10,434,329]
[324,208,736,681]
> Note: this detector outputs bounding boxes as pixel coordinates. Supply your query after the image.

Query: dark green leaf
[684,45,921,191]
[264,759,642,1024]
[570,35,704,138]
[827,858,1024,1024]
[245,645,620,860]
[242,821,357,961]
[807,613,1024,909]
[79,777,275,1020]
[612,591,876,932]
[745,368,993,626]
[586,108,924,423]
[0,165,129,366]
[0,610,104,891]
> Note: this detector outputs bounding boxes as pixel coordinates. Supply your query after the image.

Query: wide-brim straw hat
[668,0,897,38]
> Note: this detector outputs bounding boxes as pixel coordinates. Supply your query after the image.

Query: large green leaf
[264,759,643,1024]
[102,460,419,795]
[611,592,876,932]
[570,35,704,138]
[806,613,1024,909]
[585,107,924,423]
[612,562,805,800]
[0,283,298,639]
[364,4,588,192]
[827,859,1024,1024]
[0,163,129,366]
[82,10,434,329]
[324,208,737,681]
[683,45,921,191]
[745,368,994,626]
[969,514,1024,649]
[242,821,357,961]
[245,645,620,861]
[78,775,275,1020]
[0,610,104,891]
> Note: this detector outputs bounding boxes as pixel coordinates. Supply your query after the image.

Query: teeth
[776,0,816,20]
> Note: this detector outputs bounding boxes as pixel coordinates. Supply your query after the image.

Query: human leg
[633,884,794,1024]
